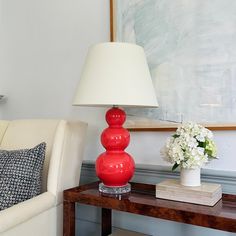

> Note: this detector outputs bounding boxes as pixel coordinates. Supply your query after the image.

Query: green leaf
[172,134,180,138]
[208,155,217,160]
[205,149,213,156]
[172,163,179,171]
[198,141,206,148]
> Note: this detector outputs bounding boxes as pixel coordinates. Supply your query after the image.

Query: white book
[156,179,222,206]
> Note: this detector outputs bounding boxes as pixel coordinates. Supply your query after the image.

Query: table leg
[63,200,75,236]
[101,208,112,236]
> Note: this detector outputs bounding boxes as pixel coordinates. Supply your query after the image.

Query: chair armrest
[0,192,56,233]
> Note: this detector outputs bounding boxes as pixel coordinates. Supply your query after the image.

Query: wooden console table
[63,181,236,236]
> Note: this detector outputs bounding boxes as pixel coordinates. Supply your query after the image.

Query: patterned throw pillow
[0,142,46,210]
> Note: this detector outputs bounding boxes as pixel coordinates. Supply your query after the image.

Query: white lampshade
[73,42,158,108]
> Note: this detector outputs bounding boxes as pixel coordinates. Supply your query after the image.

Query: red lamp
[73,42,158,194]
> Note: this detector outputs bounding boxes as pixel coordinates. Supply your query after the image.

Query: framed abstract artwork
[110,0,236,131]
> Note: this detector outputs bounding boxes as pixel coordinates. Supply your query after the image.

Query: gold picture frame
[110,0,236,131]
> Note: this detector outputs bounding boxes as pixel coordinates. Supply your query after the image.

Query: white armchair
[0,119,87,236]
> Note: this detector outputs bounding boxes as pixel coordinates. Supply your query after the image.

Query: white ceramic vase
[180,168,201,186]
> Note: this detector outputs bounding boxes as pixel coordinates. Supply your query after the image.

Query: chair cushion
[0,119,60,193]
[0,142,46,210]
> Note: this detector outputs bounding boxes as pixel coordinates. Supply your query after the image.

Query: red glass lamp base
[95,107,135,193]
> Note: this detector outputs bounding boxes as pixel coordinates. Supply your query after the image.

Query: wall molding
[81,161,236,194]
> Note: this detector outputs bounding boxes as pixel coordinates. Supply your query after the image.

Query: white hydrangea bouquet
[161,122,218,171]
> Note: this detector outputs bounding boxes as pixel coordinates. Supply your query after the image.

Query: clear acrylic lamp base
[99,183,131,194]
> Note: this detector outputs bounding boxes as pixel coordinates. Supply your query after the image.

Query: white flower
[161,122,218,170]
[207,130,213,139]
[196,134,205,142]
[188,137,198,148]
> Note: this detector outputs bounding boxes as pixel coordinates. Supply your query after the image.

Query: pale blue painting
[114,0,236,124]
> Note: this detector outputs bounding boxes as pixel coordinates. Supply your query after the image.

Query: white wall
[0,0,236,172]
[0,0,6,118]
